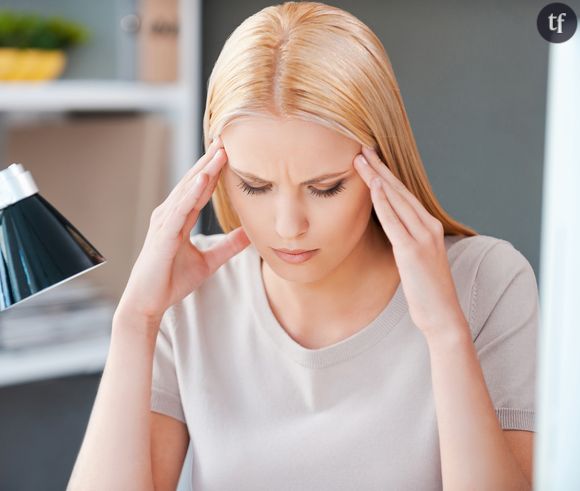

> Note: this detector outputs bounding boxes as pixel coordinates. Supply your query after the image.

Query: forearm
[425,323,530,491]
[67,306,161,491]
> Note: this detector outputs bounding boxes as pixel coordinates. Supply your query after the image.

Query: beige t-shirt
[151,232,538,490]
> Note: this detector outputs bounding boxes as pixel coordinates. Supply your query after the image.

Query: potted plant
[0,10,90,82]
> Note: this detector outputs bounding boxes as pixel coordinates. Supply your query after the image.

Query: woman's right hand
[117,136,251,323]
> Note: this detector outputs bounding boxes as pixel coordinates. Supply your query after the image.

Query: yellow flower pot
[0,48,67,82]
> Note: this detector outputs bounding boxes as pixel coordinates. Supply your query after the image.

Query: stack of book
[0,279,115,351]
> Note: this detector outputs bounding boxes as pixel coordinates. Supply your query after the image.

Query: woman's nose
[274,199,308,240]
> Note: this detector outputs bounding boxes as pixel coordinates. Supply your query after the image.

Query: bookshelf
[0,0,202,388]
[0,337,112,387]
[0,80,185,111]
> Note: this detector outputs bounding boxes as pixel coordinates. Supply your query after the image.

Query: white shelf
[0,335,111,388]
[0,0,201,387]
[0,80,186,111]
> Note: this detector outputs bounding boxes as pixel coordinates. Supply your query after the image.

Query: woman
[69,2,537,490]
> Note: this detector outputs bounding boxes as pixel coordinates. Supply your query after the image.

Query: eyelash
[236,179,346,198]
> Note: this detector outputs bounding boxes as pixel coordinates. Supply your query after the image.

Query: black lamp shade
[0,165,106,312]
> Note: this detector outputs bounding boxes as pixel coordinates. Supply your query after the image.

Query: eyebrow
[229,165,350,185]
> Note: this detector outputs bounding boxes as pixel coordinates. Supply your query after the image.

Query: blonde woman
[69,2,537,490]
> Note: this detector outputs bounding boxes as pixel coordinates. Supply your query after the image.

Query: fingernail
[355,154,368,166]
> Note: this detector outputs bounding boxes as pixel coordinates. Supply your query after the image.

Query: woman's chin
[263,252,327,284]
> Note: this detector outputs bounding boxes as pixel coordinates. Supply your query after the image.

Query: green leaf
[0,9,90,50]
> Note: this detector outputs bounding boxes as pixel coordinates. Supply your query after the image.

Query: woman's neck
[261,221,400,348]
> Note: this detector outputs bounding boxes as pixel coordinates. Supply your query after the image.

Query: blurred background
[0,0,570,489]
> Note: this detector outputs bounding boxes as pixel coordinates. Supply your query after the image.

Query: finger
[355,155,429,240]
[161,147,226,230]
[356,154,426,240]
[166,136,224,203]
[174,148,227,225]
[360,146,435,227]
[192,148,228,206]
[369,177,411,246]
[174,137,223,197]
[163,171,210,239]
[354,154,412,243]
[183,136,223,184]
[203,226,251,275]
[379,177,429,242]
[177,151,228,237]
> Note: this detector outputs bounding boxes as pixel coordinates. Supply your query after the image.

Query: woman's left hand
[353,145,469,340]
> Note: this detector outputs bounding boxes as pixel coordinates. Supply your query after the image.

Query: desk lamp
[0,163,106,312]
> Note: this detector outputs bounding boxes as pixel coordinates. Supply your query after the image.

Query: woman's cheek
[329,188,372,236]
[228,188,268,229]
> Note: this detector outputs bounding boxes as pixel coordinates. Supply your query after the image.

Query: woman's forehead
[221,117,360,172]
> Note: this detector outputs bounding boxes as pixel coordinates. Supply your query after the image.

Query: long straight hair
[203,1,477,238]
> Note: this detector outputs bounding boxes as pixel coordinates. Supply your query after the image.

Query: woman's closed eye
[236,179,346,198]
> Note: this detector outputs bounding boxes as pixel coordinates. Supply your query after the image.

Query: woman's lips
[272,248,319,264]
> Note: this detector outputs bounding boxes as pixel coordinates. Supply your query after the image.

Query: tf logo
[537,3,577,43]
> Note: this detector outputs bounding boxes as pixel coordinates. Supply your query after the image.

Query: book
[0,278,114,350]
[138,0,179,83]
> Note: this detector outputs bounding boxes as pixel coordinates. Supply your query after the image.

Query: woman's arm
[352,145,534,489]
[66,135,246,490]
[425,323,532,490]
[67,305,161,491]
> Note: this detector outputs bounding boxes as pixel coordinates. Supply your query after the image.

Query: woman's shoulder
[446,233,534,278]
[447,233,538,334]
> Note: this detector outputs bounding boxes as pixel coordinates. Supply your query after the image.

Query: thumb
[203,227,251,274]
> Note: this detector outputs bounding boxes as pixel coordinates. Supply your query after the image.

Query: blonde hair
[203,1,477,237]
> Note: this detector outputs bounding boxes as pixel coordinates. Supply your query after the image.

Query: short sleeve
[151,307,186,423]
[470,240,539,432]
